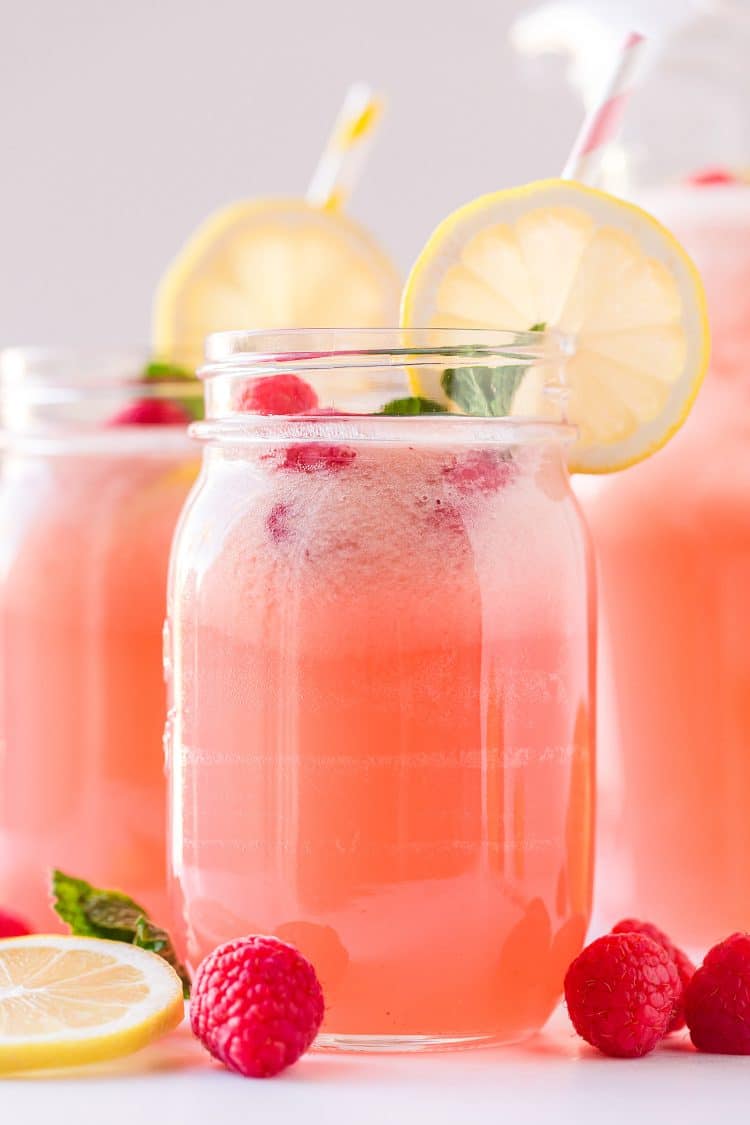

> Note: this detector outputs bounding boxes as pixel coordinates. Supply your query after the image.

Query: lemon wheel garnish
[0,935,184,1073]
[153,198,401,369]
[401,178,710,473]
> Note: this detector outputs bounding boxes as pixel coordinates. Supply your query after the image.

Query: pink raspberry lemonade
[167,329,596,1049]
[0,349,200,928]
[579,184,750,944]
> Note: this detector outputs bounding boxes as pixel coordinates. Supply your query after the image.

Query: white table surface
[3,1009,746,1124]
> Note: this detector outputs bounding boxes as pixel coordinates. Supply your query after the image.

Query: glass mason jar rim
[0,346,200,454]
[201,327,563,376]
[0,346,202,405]
[196,327,576,446]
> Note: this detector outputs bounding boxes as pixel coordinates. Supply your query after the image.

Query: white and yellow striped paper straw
[306,83,385,211]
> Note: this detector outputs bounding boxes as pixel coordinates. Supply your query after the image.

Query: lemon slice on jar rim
[0,934,184,1073]
[400,178,710,473]
[153,198,401,371]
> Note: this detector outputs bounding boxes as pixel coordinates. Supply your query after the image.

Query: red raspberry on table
[108,398,190,425]
[564,933,680,1058]
[685,932,750,1055]
[0,908,32,938]
[238,374,318,415]
[611,918,695,1032]
[281,443,356,472]
[190,935,325,1078]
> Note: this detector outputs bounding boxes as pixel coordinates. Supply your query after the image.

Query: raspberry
[687,166,738,186]
[108,398,190,426]
[281,444,356,472]
[564,933,680,1057]
[190,935,324,1078]
[685,933,750,1055]
[238,374,318,415]
[429,498,465,535]
[443,450,515,492]
[267,502,291,543]
[611,918,695,1031]
[0,908,32,938]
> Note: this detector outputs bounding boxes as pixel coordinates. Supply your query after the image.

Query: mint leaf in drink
[441,365,526,417]
[381,396,447,415]
[142,360,204,421]
[529,321,547,332]
[441,367,490,415]
[143,361,195,383]
[51,869,191,997]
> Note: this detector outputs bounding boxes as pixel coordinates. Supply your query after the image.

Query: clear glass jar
[514,0,750,943]
[166,329,596,1051]
[0,349,201,928]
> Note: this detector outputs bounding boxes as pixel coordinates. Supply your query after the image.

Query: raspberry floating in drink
[108,399,191,426]
[281,443,356,472]
[238,373,319,416]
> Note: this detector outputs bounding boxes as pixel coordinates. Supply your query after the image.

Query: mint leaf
[529,321,547,332]
[134,917,191,997]
[381,396,447,415]
[441,365,526,417]
[143,361,195,383]
[441,367,491,415]
[142,360,204,422]
[52,869,191,997]
[51,869,146,939]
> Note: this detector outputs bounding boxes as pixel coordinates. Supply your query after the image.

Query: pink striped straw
[562,30,647,185]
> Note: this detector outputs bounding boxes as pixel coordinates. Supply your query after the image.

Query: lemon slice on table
[0,935,184,1073]
[153,198,401,369]
[401,178,710,473]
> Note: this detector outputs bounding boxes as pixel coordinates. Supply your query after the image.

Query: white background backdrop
[0,0,584,346]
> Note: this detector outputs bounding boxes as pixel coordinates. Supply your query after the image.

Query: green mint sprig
[440,365,526,417]
[380,396,447,415]
[439,322,546,417]
[51,869,191,997]
[143,360,204,422]
[379,323,547,418]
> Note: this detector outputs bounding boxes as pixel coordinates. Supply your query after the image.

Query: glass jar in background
[514,0,750,944]
[166,329,596,1050]
[582,6,750,946]
[0,349,201,928]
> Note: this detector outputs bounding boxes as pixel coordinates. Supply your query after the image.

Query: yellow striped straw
[306,83,385,212]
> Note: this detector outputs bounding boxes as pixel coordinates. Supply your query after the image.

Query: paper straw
[561,31,647,185]
[306,83,385,211]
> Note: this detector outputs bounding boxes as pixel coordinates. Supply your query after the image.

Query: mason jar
[166,329,595,1050]
[0,348,201,928]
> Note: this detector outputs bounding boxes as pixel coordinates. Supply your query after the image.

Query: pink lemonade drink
[579,185,750,944]
[167,330,596,1049]
[0,350,200,928]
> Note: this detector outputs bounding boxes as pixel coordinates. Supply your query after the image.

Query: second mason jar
[0,348,201,929]
[166,329,596,1050]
